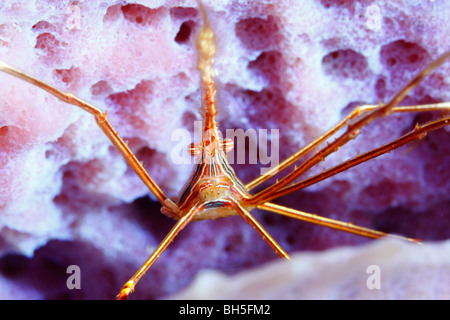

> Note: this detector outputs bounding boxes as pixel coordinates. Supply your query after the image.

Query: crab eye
[187,142,201,156]
[222,138,234,152]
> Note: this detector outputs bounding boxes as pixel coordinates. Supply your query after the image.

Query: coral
[172,239,450,299]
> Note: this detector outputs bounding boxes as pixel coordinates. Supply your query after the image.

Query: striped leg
[247,51,450,206]
[258,202,421,243]
[0,60,171,207]
[117,204,200,300]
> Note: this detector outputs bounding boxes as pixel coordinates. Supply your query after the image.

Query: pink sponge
[0,0,448,299]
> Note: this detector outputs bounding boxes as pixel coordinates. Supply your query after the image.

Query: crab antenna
[196,1,218,132]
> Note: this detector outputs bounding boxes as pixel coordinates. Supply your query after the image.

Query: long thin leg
[248,51,450,205]
[260,115,450,204]
[117,204,200,300]
[245,102,450,191]
[0,60,170,206]
[258,202,421,243]
[230,200,290,260]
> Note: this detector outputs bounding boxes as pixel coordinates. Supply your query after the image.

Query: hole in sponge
[121,4,165,27]
[239,88,291,126]
[175,20,195,44]
[53,67,81,86]
[380,40,430,73]
[0,126,9,137]
[322,49,368,80]
[235,16,281,51]
[248,50,284,86]
[34,33,60,55]
[169,6,198,20]
[91,80,113,97]
[320,0,356,9]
